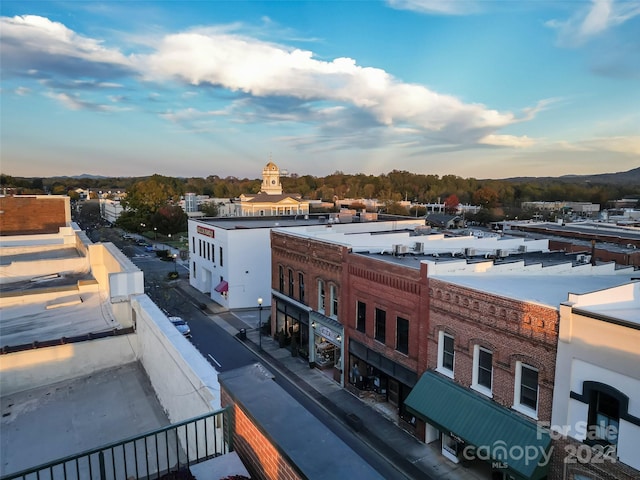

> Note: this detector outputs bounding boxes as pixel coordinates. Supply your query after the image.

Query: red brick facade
[549,239,640,267]
[0,195,69,235]
[270,230,345,335]
[342,254,430,380]
[428,278,558,424]
[547,435,638,480]
[221,388,303,480]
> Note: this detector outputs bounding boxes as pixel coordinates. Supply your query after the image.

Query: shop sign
[316,324,340,344]
[197,225,215,238]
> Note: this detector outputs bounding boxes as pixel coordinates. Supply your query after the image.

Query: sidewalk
[176,281,487,480]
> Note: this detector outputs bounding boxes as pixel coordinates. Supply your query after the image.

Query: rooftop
[1,363,169,477]
[355,248,638,308]
[192,213,420,230]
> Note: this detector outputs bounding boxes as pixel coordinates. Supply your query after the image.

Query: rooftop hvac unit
[393,244,409,256]
[496,249,509,258]
[465,248,476,257]
[576,254,591,264]
[414,242,424,253]
[518,245,527,253]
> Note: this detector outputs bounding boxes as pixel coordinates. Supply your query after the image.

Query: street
[92,227,410,479]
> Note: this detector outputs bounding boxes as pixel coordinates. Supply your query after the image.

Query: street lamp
[257,297,263,351]
[154,227,157,240]
[172,253,177,273]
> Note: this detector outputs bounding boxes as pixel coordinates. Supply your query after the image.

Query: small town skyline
[1,1,639,180]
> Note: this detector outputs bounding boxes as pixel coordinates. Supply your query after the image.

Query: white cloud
[568,135,640,155]
[479,134,535,148]
[160,107,227,123]
[46,91,126,112]
[546,0,640,46]
[386,0,478,15]
[136,30,525,144]
[2,15,543,152]
[15,86,31,96]
[1,15,131,67]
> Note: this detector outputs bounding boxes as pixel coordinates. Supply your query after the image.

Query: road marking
[207,354,222,368]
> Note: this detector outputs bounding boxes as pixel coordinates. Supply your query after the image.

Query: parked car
[169,316,191,338]
[144,245,154,252]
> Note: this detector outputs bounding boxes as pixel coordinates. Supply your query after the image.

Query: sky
[1,1,639,180]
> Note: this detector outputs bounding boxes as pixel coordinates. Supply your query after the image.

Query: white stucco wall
[133,295,221,421]
[189,222,272,309]
[552,299,640,470]
[0,335,138,396]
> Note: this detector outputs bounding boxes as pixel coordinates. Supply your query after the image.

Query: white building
[552,281,640,478]
[188,215,427,310]
[100,198,124,224]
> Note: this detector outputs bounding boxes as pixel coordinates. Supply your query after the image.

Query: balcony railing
[1,409,231,480]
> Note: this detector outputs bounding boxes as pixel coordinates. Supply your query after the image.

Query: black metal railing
[1,409,230,480]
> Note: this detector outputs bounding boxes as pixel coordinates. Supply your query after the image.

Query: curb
[235,334,429,480]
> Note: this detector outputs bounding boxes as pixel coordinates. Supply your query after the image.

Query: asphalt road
[95,227,410,479]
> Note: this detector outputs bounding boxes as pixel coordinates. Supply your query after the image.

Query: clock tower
[261,160,283,195]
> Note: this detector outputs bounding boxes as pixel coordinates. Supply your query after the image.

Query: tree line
[2,170,637,206]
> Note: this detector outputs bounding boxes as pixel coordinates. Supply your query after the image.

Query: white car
[168,316,191,338]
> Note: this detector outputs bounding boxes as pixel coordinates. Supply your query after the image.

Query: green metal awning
[405,371,551,480]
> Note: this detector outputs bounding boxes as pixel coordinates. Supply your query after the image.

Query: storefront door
[388,378,400,406]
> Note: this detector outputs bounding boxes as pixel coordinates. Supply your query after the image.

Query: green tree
[384,201,409,215]
[200,202,219,217]
[151,205,188,235]
[121,175,183,215]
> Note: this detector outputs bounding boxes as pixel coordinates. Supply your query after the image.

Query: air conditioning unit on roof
[393,244,409,256]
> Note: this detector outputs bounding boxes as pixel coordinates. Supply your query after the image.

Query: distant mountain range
[501,167,640,186]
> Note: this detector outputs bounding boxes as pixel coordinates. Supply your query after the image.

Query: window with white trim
[513,362,539,418]
[437,331,455,377]
[472,345,493,396]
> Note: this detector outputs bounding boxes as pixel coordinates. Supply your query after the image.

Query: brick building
[0,195,70,235]
[341,252,429,430]
[405,258,638,480]
[268,220,639,480]
[270,229,347,382]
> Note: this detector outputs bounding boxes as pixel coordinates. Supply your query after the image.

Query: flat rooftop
[193,213,415,230]
[515,221,640,242]
[0,287,119,349]
[0,362,170,477]
[436,274,639,308]
[355,250,639,307]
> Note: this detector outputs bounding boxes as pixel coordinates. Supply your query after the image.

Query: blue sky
[1,0,639,180]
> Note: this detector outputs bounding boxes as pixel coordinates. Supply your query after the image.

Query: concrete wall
[0,334,138,396]
[133,295,221,422]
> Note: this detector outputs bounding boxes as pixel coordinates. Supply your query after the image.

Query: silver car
[169,316,191,338]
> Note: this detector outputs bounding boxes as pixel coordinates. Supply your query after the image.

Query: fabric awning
[405,371,551,480]
[214,280,228,293]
